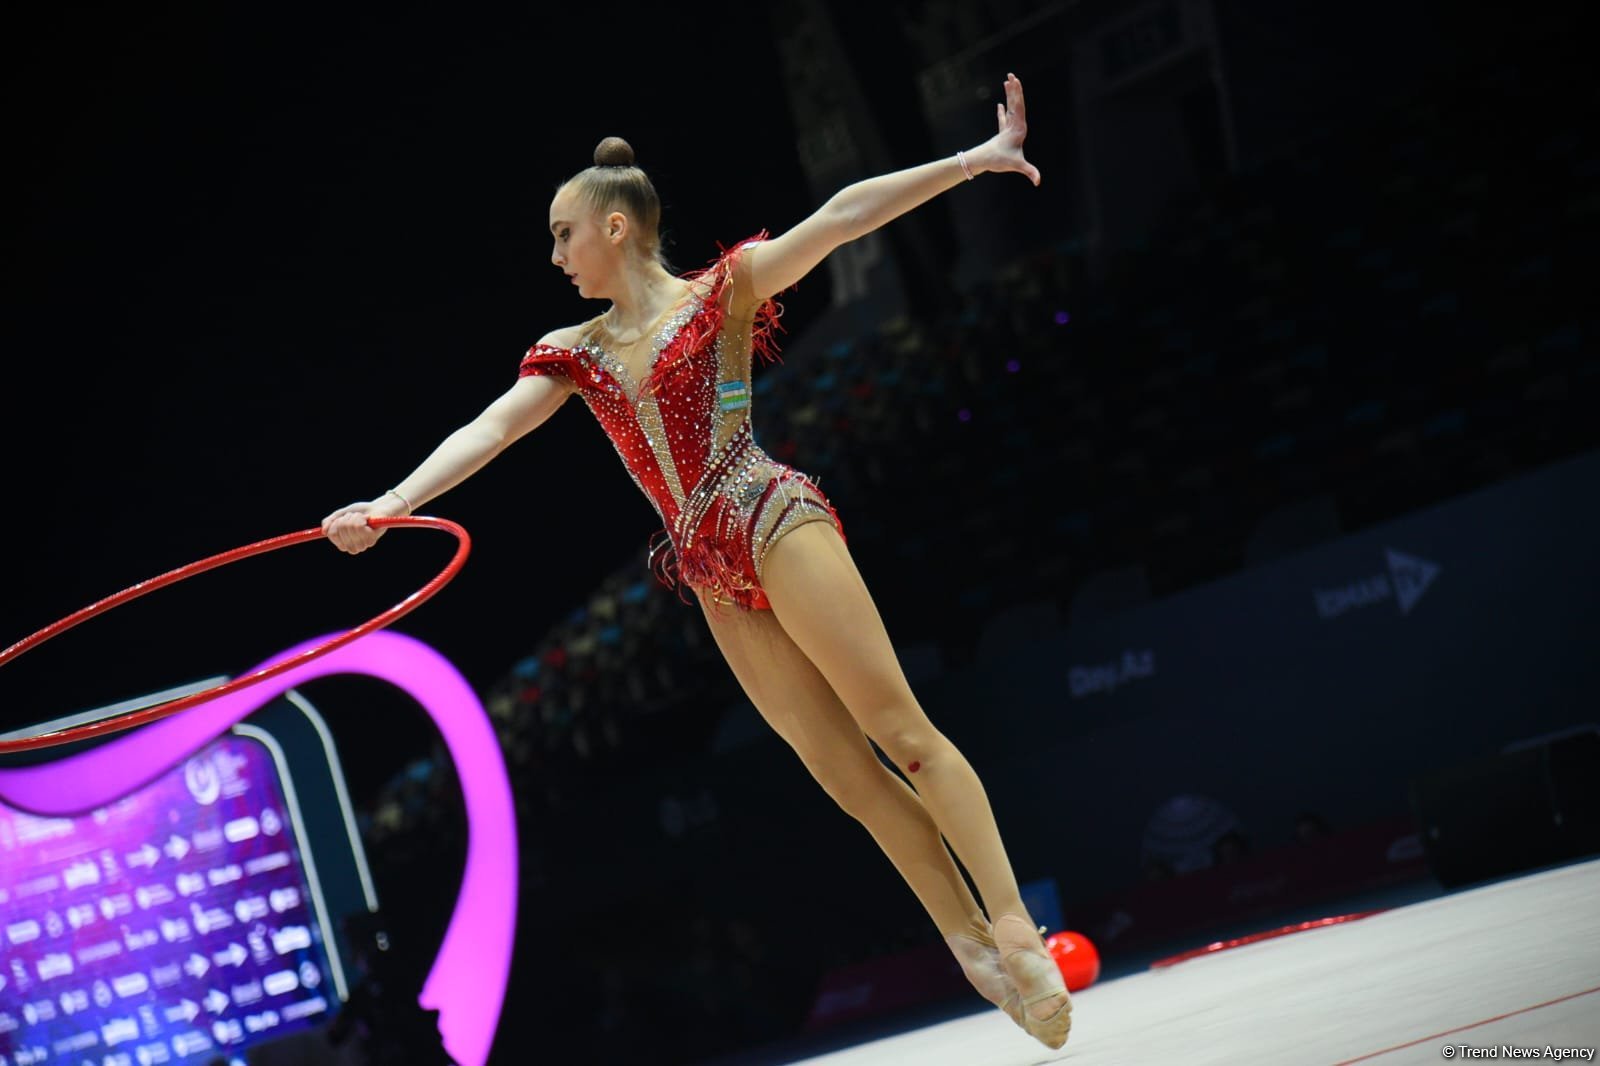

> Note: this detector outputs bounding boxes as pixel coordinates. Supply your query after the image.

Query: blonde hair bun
[594,137,636,167]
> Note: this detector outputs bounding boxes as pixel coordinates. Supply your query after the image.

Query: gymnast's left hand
[977,72,1041,186]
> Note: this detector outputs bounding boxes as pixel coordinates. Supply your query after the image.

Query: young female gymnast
[321,73,1068,1049]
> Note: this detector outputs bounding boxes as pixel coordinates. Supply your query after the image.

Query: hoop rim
[0,515,469,754]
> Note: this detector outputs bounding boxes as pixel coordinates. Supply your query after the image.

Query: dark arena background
[3,2,1597,1064]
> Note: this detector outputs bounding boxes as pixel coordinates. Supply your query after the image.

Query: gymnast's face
[549,189,626,300]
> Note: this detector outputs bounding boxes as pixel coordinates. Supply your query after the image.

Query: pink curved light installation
[0,629,517,1066]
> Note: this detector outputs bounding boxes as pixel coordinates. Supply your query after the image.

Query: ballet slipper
[944,915,1024,1030]
[992,913,1073,1050]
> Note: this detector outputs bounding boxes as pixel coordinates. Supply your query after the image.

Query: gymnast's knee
[869,721,949,777]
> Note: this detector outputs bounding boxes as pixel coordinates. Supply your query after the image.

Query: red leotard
[517,233,845,611]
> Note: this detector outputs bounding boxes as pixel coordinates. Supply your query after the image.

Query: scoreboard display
[1,733,342,1065]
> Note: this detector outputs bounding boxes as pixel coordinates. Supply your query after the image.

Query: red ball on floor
[1045,930,1101,991]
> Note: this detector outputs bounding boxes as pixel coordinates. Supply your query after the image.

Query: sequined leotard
[517,233,845,611]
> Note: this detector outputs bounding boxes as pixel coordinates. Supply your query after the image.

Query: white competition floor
[778,858,1600,1066]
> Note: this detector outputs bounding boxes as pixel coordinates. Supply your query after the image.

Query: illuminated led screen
[0,734,339,1064]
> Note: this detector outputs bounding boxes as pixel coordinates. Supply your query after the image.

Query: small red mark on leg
[907,761,921,773]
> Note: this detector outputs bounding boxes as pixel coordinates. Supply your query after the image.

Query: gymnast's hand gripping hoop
[0,515,469,754]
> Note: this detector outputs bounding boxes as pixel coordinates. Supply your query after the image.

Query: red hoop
[0,515,469,754]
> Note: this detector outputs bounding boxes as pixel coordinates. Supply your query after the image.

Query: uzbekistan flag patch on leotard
[718,379,750,412]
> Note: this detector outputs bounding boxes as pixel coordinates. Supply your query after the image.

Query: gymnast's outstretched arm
[320,343,574,553]
[746,72,1040,302]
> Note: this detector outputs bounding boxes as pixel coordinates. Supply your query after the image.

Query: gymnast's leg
[693,588,1022,1025]
[757,521,1071,1047]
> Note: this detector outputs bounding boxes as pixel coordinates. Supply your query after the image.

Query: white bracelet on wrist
[386,488,414,514]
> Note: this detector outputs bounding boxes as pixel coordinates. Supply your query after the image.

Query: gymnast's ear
[605,210,630,247]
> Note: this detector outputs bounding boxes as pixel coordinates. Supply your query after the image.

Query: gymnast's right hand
[321,494,408,554]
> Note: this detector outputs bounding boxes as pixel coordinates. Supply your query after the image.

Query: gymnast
[322,72,1067,1049]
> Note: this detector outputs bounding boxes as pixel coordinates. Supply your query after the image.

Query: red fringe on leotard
[640,230,787,402]
[648,523,763,610]
[647,467,845,613]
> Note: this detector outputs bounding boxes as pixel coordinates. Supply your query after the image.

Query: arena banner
[928,448,1600,905]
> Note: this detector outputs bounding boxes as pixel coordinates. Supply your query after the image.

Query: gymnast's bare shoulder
[534,324,588,350]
